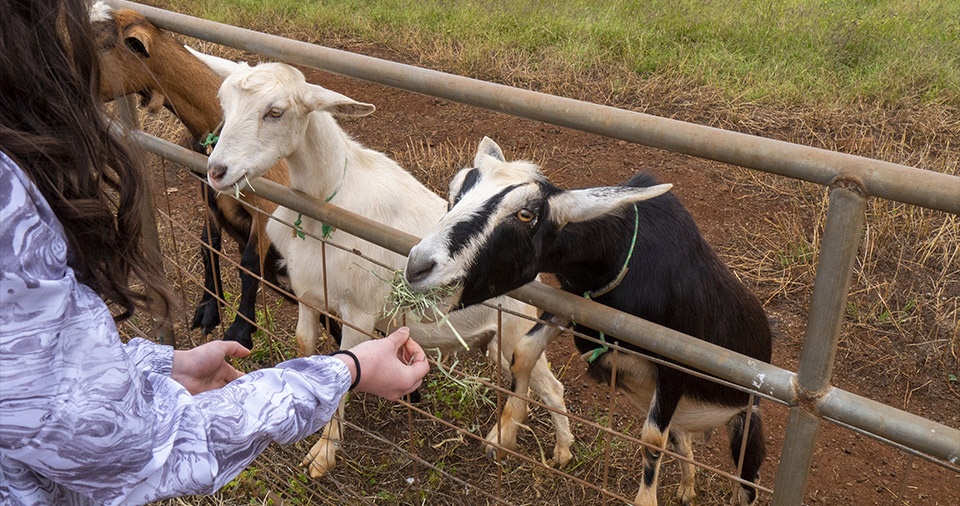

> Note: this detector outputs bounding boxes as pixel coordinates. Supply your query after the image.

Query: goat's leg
[634,369,686,506]
[670,430,697,506]
[302,318,373,478]
[727,406,766,506]
[192,191,223,334]
[223,238,261,349]
[296,302,323,357]
[502,312,573,466]
[528,353,573,466]
[302,395,346,478]
[484,319,562,461]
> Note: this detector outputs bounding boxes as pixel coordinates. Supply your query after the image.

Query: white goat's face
[200,59,374,191]
[205,63,308,190]
[405,137,672,308]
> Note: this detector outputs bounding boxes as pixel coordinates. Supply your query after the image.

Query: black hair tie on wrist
[329,350,361,390]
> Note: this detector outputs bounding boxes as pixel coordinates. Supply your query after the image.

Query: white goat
[197,55,573,478]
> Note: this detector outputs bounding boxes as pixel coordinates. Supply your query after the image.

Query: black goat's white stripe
[448,184,519,257]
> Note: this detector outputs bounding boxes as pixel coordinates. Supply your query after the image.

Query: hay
[379,269,469,351]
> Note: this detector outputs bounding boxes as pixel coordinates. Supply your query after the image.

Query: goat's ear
[123,31,151,58]
[474,136,505,167]
[303,84,376,117]
[186,45,245,78]
[547,183,673,225]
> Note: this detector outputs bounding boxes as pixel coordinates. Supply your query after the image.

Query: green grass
[161,0,959,109]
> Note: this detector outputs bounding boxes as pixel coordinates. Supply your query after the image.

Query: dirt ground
[140,39,959,505]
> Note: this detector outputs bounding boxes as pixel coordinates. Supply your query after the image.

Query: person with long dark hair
[0,1,429,504]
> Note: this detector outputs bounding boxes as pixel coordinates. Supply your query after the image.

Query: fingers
[218,340,252,358]
[402,335,426,359]
[386,326,411,347]
[408,356,430,378]
[344,328,432,401]
[223,364,246,382]
[388,327,427,365]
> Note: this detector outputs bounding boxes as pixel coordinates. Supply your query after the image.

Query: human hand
[172,341,251,394]
[336,327,430,401]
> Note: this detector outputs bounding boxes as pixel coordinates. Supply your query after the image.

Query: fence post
[771,181,867,505]
[115,95,177,347]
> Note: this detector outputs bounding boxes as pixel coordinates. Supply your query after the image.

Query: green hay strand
[377,269,469,351]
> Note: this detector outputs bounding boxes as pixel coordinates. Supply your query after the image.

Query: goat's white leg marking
[673,431,697,506]
[529,353,573,465]
[733,476,761,506]
[635,419,670,506]
[484,323,561,461]
[301,315,372,478]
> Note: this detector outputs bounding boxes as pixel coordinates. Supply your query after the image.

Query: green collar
[583,203,639,363]
[200,119,223,153]
[293,158,347,240]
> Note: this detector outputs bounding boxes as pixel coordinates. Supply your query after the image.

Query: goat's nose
[405,254,437,286]
[208,164,227,182]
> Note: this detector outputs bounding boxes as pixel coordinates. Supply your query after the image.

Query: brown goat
[93,6,291,349]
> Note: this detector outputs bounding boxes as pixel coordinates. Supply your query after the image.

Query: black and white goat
[406,137,772,506]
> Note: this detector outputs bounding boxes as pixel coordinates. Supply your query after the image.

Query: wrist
[329,350,361,390]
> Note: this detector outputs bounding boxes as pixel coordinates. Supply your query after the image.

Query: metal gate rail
[109,2,960,504]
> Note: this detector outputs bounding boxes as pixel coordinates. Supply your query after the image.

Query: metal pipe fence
[108,1,960,504]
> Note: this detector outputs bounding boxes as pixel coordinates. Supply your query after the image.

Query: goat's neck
[150,46,223,139]
[285,112,351,199]
[543,221,631,296]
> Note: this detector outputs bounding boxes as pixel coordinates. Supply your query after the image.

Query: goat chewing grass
[380,269,469,351]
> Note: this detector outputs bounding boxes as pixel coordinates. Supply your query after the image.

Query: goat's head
[405,137,671,308]
[90,2,166,111]
[196,53,375,191]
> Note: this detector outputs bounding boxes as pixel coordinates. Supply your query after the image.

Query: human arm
[0,158,353,504]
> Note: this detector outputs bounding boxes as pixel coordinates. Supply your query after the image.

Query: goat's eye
[516,209,536,223]
[265,108,284,119]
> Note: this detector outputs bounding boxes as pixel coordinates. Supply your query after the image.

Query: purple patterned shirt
[0,152,351,505]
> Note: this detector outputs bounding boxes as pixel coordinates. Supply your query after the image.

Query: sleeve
[123,337,174,376]
[0,156,353,505]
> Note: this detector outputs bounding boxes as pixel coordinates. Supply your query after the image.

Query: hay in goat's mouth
[380,269,469,351]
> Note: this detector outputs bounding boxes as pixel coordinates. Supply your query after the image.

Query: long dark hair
[0,0,173,321]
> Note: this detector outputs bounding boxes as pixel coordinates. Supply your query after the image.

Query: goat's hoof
[301,447,336,479]
[483,425,518,463]
[552,445,573,467]
[223,323,254,350]
[405,389,421,404]
[678,487,696,506]
[483,446,504,462]
[191,301,220,334]
[732,485,758,506]
[482,435,508,462]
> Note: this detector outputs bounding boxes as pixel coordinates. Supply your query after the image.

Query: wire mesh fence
[117,130,958,506]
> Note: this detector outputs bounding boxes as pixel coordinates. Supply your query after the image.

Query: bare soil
[142,38,959,506]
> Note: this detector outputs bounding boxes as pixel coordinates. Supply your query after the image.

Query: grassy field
[161,0,959,109]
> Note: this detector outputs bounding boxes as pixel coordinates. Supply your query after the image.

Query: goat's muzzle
[404,254,436,288]
[207,164,228,188]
